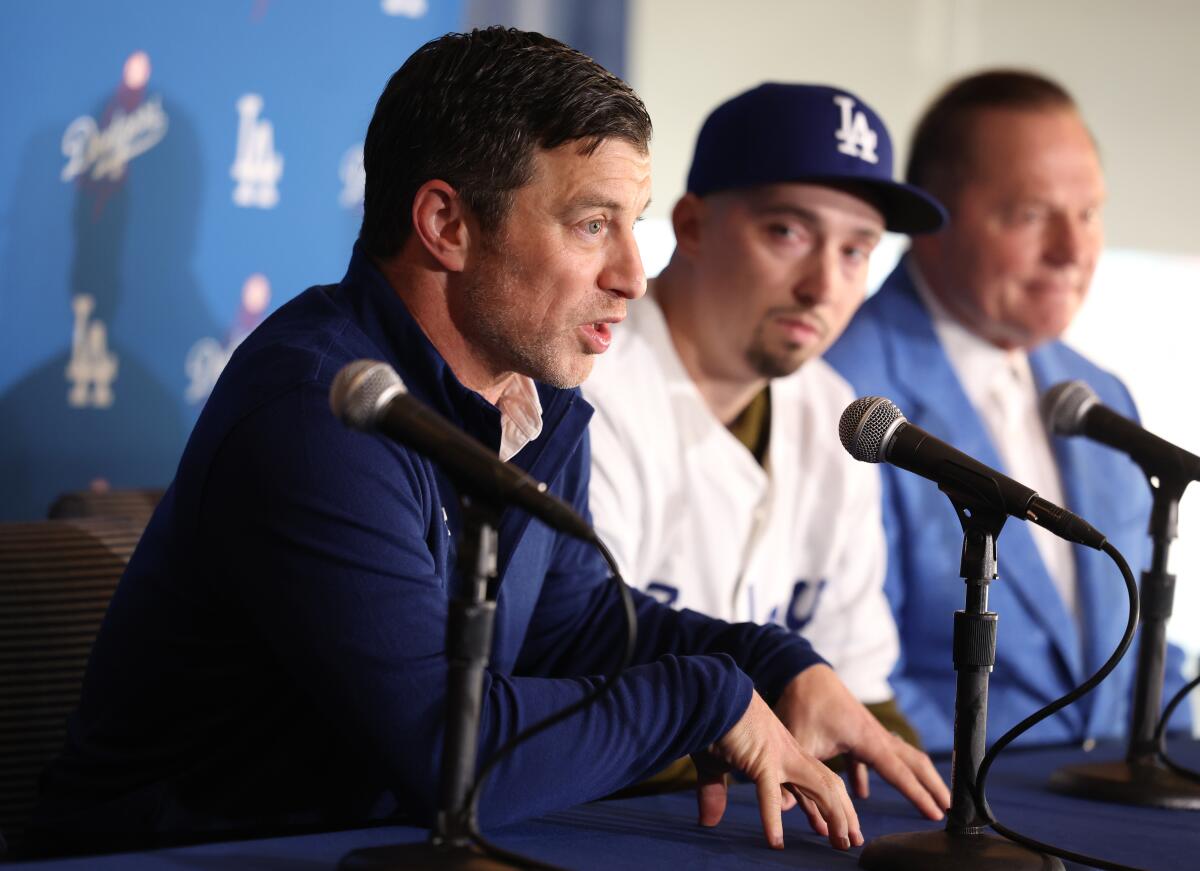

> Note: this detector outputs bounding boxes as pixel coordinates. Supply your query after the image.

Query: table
[8,741,1199,870]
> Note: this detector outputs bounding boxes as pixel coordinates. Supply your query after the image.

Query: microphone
[1041,380,1200,483]
[330,359,596,543]
[839,396,1105,549]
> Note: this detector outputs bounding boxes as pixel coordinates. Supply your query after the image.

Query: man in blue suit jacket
[827,70,1190,752]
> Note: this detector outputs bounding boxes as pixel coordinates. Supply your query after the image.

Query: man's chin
[748,348,810,380]
[526,356,593,390]
[1009,306,1080,350]
[1022,326,1071,351]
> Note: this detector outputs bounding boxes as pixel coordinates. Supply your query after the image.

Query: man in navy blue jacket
[34,28,948,856]
[827,70,1191,752]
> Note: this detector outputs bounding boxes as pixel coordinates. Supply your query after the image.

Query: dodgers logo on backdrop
[66,295,118,408]
[185,274,272,403]
[832,95,878,164]
[231,94,283,209]
[339,143,365,209]
[61,51,168,210]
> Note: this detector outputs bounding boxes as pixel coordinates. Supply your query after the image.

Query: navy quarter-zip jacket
[33,248,824,849]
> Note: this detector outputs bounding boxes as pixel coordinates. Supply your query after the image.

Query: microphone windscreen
[839,395,905,463]
[1039,380,1098,436]
[330,359,404,431]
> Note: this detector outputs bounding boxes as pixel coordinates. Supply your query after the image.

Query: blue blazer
[826,259,1189,751]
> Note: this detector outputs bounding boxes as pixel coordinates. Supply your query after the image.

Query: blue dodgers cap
[686,83,947,234]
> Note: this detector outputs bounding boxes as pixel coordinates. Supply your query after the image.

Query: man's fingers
[790,787,828,837]
[851,758,870,799]
[780,787,798,812]
[898,739,951,812]
[862,740,945,821]
[850,824,865,848]
[829,766,863,849]
[754,775,785,849]
[695,770,729,828]
[792,761,859,850]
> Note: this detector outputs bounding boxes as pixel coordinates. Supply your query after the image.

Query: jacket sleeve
[205,382,755,829]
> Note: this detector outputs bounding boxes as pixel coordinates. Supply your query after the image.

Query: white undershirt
[909,262,1080,621]
[495,375,543,462]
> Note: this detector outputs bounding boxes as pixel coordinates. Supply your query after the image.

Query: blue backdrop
[0,1,466,520]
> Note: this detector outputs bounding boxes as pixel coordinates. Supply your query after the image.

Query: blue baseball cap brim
[773,174,947,235]
[686,83,947,235]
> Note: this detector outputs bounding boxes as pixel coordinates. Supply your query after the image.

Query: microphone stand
[1049,476,1200,808]
[860,494,1062,870]
[340,494,524,870]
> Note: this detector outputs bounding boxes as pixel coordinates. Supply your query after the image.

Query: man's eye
[585,219,605,235]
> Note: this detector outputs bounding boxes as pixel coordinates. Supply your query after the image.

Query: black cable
[973,540,1146,871]
[465,537,639,870]
[1155,673,1200,782]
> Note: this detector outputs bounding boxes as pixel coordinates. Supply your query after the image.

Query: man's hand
[774,665,951,820]
[692,690,864,852]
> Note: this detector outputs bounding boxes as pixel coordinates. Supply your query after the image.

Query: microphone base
[338,840,533,870]
[1049,757,1200,809]
[858,829,1063,870]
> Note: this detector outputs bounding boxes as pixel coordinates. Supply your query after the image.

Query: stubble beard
[459,254,590,390]
[745,324,806,380]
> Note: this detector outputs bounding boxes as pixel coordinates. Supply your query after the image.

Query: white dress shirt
[910,263,1080,621]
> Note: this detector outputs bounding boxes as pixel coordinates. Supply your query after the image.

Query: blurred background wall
[1,0,1197,665]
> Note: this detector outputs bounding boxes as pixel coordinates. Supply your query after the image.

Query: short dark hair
[359,27,652,259]
[906,69,1080,201]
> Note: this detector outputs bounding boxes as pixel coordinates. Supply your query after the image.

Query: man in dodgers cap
[584,82,946,773]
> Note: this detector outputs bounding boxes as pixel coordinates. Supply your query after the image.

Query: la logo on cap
[833,95,879,164]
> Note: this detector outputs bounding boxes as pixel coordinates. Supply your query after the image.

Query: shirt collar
[907,258,1030,406]
[496,374,544,461]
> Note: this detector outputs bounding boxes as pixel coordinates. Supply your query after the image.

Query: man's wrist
[753,631,829,705]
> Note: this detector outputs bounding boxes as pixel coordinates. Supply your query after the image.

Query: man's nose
[602,228,647,300]
[793,244,836,305]
[1044,211,1094,267]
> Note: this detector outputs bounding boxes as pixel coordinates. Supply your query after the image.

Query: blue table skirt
[9,740,1200,870]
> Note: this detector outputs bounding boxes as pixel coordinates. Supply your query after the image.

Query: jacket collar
[335,243,594,519]
[336,245,506,452]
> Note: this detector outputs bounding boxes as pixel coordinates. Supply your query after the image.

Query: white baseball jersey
[584,296,898,703]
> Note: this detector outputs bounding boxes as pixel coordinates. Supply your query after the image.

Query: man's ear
[410,179,472,272]
[671,193,706,259]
